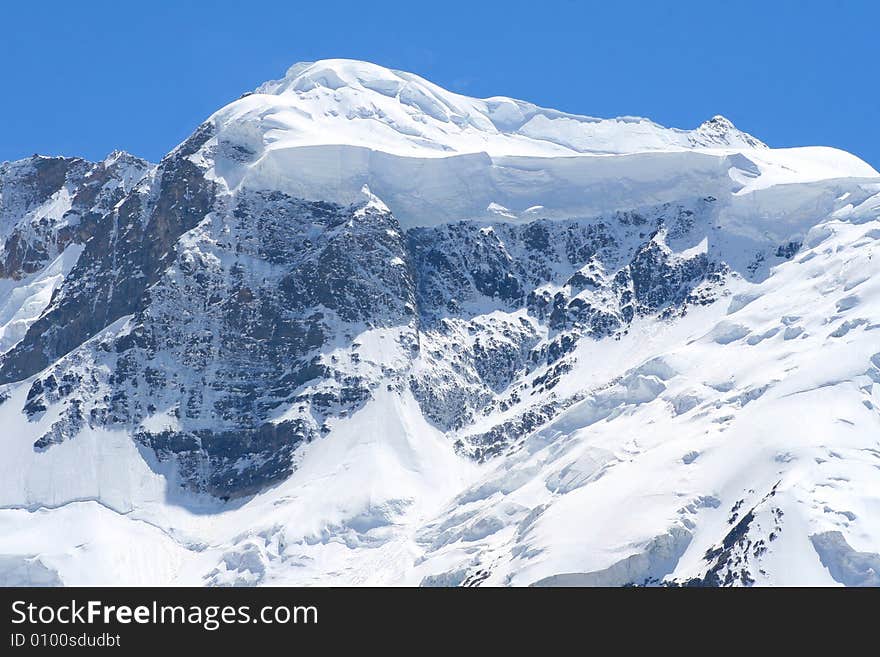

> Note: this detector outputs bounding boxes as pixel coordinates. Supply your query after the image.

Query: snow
[247,59,766,158]
[0,385,476,586]
[0,245,83,354]
[197,60,879,227]
[1,59,879,586]
[9,212,880,585]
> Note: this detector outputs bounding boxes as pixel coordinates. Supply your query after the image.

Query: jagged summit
[1,150,151,171]
[102,149,151,167]
[692,115,766,149]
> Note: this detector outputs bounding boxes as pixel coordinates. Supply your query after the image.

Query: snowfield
[0,59,879,586]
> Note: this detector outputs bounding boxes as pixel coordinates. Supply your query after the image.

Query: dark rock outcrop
[0,145,729,498]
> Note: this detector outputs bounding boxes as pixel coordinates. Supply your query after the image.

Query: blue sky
[1,0,877,168]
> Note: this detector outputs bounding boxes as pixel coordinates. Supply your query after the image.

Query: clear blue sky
[1,0,877,168]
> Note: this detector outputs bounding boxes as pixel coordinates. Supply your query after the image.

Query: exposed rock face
[0,133,211,383]
[407,205,726,448]
[118,190,418,498]
[9,172,420,497]
[0,153,151,281]
[2,149,728,497]
[0,156,88,280]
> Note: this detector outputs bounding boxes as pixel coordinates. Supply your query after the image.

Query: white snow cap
[693,115,767,149]
[241,58,769,157]
[202,58,878,227]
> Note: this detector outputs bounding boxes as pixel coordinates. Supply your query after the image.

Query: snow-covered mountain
[1,59,879,586]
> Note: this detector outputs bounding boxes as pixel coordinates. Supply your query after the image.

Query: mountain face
[1,60,880,587]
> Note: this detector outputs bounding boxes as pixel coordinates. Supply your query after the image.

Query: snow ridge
[250,59,767,157]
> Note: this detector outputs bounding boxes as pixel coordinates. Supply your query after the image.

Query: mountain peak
[707,114,735,127]
[193,59,878,227]
[260,59,416,95]
[226,58,775,160]
[3,55,880,589]
[102,149,152,169]
[692,114,766,149]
